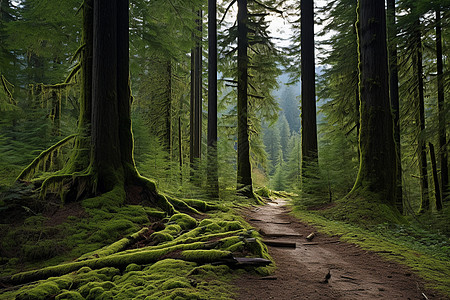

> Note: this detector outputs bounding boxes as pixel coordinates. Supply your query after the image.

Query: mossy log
[1,242,231,285]
[76,227,151,261]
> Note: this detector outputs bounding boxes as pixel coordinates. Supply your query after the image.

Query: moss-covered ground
[0,185,272,299]
[289,200,450,296]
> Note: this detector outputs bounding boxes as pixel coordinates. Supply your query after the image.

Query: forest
[0,0,449,299]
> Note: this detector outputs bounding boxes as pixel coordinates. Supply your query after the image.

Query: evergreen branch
[64,62,81,83]
[219,0,237,25]
[221,79,238,84]
[249,94,265,99]
[167,0,186,27]
[16,134,78,181]
[252,0,284,15]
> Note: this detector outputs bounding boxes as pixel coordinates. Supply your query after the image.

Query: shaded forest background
[0,0,449,231]
[0,0,449,298]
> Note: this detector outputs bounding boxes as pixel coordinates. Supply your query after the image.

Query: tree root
[1,240,233,285]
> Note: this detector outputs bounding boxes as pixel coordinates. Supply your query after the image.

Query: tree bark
[237,0,253,194]
[91,0,122,193]
[413,17,429,212]
[207,0,219,198]
[351,0,396,204]
[190,10,202,171]
[436,9,448,203]
[300,0,318,185]
[387,0,402,213]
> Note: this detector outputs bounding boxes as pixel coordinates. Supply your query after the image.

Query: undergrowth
[0,186,272,299]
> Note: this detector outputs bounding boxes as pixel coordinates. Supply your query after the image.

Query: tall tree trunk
[300,0,318,186]
[413,17,429,212]
[91,0,121,192]
[164,60,172,156]
[237,0,252,195]
[190,10,202,171]
[207,0,219,198]
[436,9,448,203]
[387,0,402,213]
[91,0,137,192]
[351,0,396,204]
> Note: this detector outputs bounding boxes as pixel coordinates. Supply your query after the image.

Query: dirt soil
[234,199,448,300]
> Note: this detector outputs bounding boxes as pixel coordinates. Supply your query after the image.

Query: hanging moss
[1,74,16,106]
[16,134,77,182]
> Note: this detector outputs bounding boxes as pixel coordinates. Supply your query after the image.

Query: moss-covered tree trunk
[207,0,219,198]
[351,0,396,205]
[436,9,448,203]
[60,0,93,200]
[190,10,202,173]
[237,0,253,196]
[300,0,318,187]
[387,0,402,213]
[413,16,429,213]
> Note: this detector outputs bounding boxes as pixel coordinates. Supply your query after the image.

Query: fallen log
[263,240,296,248]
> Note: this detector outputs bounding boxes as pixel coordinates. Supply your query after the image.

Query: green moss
[150,231,174,243]
[319,191,406,226]
[16,281,60,300]
[55,291,84,300]
[163,224,183,235]
[255,186,271,198]
[182,199,220,212]
[181,250,232,263]
[161,278,191,290]
[86,286,105,300]
[81,185,125,209]
[218,220,244,231]
[169,213,198,230]
[49,275,73,290]
[125,263,141,272]
[225,241,245,252]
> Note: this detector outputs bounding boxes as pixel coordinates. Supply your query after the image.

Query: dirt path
[234,199,446,300]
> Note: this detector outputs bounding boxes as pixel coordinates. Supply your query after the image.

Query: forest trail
[234,199,442,300]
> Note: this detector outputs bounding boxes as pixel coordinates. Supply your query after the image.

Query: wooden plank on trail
[233,257,272,266]
[263,233,303,238]
[211,257,271,267]
[263,240,296,248]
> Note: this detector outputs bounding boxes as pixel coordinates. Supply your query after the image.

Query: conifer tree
[207,0,219,198]
[350,0,397,205]
[236,0,252,195]
[300,0,318,185]
[435,7,448,202]
[387,0,403,212]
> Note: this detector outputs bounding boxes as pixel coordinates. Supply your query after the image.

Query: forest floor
[234,199,448,300]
